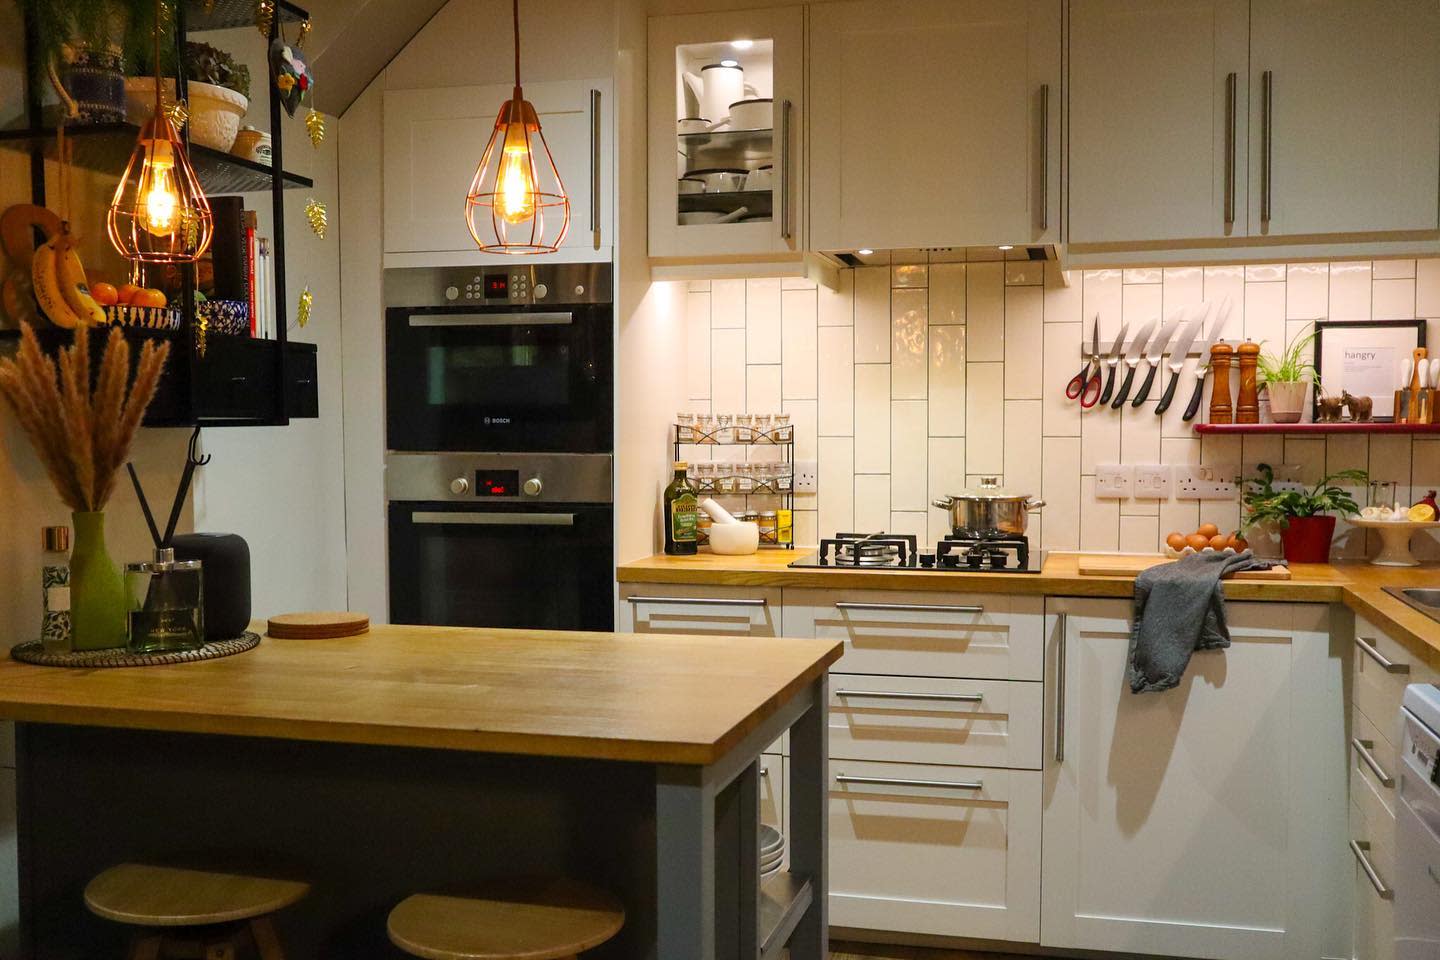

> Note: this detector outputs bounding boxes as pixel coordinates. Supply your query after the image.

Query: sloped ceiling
[302,0,449,116]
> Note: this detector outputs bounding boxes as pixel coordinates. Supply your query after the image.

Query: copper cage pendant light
[464,0,570,254]
[107,0,213,264]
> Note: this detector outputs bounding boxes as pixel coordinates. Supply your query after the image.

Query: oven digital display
[475,470,519,497]
[483,273,508,297]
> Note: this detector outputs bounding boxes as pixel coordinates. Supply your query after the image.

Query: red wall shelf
[1193,422,1440,435]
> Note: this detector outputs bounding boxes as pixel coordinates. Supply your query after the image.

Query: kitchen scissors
[1066,316,1103,408]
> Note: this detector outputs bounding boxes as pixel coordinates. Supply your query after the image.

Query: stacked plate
[760,823,785,880]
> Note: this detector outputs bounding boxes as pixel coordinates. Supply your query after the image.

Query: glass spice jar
[757,511,778,544]
[676,411,696,443]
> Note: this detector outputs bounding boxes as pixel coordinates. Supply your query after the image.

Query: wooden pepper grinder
[1208,342,1235,424]
[1410,347,1428,423]
[1235,341,1261,423]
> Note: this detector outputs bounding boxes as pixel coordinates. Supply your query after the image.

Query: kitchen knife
[1153,303,1213,415]
[1181,297,1233,421]
[1110,318,1158,409]
[1097,321,1131,405]
[1130,310,1187,407]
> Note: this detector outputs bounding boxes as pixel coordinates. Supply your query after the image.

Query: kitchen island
[0,625,842,960]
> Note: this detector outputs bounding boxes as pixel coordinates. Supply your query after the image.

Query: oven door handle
[410,511,575,527]
[407,312,574,327]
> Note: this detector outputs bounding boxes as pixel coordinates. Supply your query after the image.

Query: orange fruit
[90,282,118,306]
[116,283,142,304]
[132,288,168,308]
[1231,536,1248,551]
[1197,522,1219,538]
[1408,502,1436,522]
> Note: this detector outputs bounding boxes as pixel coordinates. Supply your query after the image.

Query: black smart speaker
[171,533,251,640]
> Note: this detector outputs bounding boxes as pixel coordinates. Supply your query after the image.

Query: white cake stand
[1350,517,1440,566]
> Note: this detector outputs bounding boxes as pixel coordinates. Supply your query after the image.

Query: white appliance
[1396,683,1440,959]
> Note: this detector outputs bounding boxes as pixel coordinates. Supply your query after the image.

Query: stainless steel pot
[932,477,1045,537]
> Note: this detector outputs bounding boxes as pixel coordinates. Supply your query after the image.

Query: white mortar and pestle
[700,498,759,555]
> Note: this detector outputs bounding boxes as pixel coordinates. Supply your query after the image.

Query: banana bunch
[31,226,106,329]
[0,204,59,328]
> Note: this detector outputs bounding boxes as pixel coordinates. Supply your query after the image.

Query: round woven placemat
[10,632,260,668]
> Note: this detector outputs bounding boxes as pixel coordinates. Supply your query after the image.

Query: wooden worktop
[618,550,1440,669]
[0,625,842,765]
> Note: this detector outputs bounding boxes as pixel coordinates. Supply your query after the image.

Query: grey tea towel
[1127,550,1267,694]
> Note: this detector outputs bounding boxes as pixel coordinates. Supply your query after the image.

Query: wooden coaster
[267,612,370,639]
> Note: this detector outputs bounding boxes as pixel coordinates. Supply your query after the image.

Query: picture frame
[1313,319,1426,422]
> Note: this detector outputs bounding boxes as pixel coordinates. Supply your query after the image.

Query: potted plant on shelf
[1257,326,1318,424]
[127,40,252,152]
[17,0,142,125]
[1240,463,1368,564]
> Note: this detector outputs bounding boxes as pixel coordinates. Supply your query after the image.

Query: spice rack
[673,418,795,548]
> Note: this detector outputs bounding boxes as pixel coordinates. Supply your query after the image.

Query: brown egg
[1209,534,1231,551]
[1165,532,1187,552]
[1185,533,1211,551]
[1231,536,1249,552]
[1197,522,1220,538]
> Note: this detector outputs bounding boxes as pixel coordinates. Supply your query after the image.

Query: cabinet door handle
[1355,636,1410,674]
[1223,72,1237,226]
[835,773,983,791]
[1260,70,1273,223]
[1351,738,1395,788]
[1039,83,1050,232]
[780,98,793,241]
[833,601,982,614]
[625,595,768,607]
[1351,840,1394,900]
[1054,612,1068,763]
[411,512,574,527]
[590,88,601,248]
[835,689,984,704]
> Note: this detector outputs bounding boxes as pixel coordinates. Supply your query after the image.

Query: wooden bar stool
[387,877,624,960]
[84,863,310,960]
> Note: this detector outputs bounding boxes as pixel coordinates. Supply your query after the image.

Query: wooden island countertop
[0,624,842,765]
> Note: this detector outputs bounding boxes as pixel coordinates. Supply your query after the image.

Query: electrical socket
[793,460,819,493]
[1133,464,1171,499]
[1095,464,1132,499]
[1174,464,1240,500]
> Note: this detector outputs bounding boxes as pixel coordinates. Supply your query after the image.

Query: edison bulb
[496,122,537,224]
[138,140,180,237]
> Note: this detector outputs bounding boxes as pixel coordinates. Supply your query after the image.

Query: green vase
[69,511,126,650]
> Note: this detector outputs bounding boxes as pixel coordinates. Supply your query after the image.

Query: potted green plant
[127,40,252,152]
[1240,463,1368,563]
[1257,326,1319,424]
[16,0,143,125]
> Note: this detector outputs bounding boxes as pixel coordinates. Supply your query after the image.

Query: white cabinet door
[1067,0,1249,244]
[384,79,611,256]
[829,758,1041,942]
[617,583,781,636]
[1041,599,1349,960]
[809,0,1061,251]
[1249,0,1440,237]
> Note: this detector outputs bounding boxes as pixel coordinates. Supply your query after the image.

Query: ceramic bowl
[691,168,748,193]
[744,166,773,190]
[728,98,773,130]
[677,177,705,195]
[707,521,760,555]
[196,299,251,337]
[101,304,182,331]
[677,117,711,134]
[678,210,725,225]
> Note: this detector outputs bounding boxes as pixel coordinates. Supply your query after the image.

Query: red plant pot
[1280,515,1337,564]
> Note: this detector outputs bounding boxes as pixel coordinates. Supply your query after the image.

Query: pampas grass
[0,324,171,512]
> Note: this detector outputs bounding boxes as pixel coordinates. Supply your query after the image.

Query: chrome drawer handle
[835,773,982,791]
[835,689,983,704]
[833,601,982,614]
[1351,738,1395,788]
[1351,840,1393,900]
[625,596,767,608]
[1355,637,1410,674]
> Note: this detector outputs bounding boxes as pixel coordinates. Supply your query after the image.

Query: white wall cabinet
[383,79,612,260]
[1041,599,1349,960]
[808,0,1061,251]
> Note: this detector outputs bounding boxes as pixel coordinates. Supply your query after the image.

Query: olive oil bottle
[663,460,699,555]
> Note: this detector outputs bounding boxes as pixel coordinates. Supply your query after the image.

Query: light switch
[1095,464,1132,499]
[1134,465,1171,499]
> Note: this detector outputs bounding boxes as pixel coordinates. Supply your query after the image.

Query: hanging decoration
[107,0,213,264]
[296,286,313,328]
[303,197,327,239]
[296,17,312,49]
[164,99,189,129]
[255,0,275,38]
[269,38,310,117]
[306,108,325,148]
[464,0,570,254]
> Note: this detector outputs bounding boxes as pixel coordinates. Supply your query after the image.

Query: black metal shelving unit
[673,422,796,548]
[2,0,318,428]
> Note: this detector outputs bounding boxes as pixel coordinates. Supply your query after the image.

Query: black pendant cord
[512,0,521,90]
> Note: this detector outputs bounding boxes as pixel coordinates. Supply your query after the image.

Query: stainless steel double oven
[384,264,614,631]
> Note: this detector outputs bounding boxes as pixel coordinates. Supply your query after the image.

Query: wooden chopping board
[1075,553,1291,580]
[267,611,371,639]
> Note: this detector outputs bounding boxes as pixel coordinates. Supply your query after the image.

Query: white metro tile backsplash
[680,261,1440,558]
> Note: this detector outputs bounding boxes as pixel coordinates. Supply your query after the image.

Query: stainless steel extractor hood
[816,244,1062,269]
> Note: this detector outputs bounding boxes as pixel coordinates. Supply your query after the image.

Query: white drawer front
[1352,706,1398,819]
[829,759,1040,942]
[1350,801,1397,960]
[1351,769,1398,879]
[829,675,1042,770]
[785,590,1043,680]
[619,584,781,637]
[1353,616,1437,737]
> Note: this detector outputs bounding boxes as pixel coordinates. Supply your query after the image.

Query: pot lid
[948,476,1034,501]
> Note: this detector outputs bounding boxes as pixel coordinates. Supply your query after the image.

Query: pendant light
[464,0,570,254]
[107,0,213,264]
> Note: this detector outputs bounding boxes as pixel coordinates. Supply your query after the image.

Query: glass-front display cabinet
[647,7,804,259]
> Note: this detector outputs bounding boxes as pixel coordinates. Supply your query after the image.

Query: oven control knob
[444,285,459,301]
[533,283,548,300]
[523,477,543,497]
[449,477,470,495]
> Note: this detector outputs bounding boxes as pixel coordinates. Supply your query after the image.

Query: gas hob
[788,532,1044,573]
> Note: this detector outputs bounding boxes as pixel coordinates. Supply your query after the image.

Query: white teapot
[683,61,758,126]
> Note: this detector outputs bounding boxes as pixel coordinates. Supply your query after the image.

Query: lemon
[1408,502,1436,522]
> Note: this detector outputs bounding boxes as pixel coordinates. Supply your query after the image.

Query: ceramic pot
[69,511,127,650]
[1265,380,1309,424]
[125,78,249,151]
[58,44,126,124]
[1279,514,1336,564]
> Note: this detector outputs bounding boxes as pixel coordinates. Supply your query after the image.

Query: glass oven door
[386,304,613,453]
[388,501,614,631]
